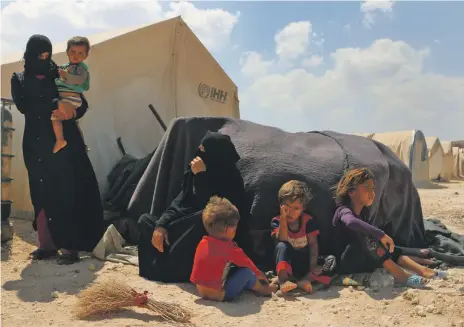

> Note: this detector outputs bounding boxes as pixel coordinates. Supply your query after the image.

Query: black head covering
[194,131,241,170]
[23,34,57,77]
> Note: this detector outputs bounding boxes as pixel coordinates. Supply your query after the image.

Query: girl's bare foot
[296,279,313,293]
[53,140,67,153]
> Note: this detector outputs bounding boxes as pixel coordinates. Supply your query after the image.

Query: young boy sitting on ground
[190,196,278,302]
[271,180,324,294]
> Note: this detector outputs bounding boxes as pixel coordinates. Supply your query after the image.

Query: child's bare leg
[52,119,67,153]
[397,255,439,278]
[383,259,428,287]
[383,259,412,283]
[409,256,435,266]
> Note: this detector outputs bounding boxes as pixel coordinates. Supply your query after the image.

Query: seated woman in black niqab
[138,131,251,283]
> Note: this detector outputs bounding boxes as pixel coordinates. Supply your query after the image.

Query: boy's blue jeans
[223,268,258,301]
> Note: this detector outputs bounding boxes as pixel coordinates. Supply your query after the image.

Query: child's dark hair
[202,196,240,237]
[67,36,90,53]
[278,180,311,207]
[334,168,374,205]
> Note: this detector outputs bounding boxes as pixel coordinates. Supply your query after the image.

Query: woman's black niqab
[194,131,240,169]
[23,34,57,77]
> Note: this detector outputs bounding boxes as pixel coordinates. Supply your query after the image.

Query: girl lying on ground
[332,168,448,288]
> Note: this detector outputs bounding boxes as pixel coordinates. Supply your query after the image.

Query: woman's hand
[191,156,206,175]
[53,101,76,120]
[152,227,170,253]
[380,234,395,253]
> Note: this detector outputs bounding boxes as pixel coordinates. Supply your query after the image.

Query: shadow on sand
[2,255,103,303]
[177,281,342,317]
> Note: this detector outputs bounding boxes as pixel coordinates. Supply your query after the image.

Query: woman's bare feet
[53,140,67,154]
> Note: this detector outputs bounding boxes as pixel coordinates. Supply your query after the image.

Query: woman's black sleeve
[74,94,89,120]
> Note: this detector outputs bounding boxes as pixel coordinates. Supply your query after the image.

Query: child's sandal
[403,275,429,289]
[297,280,313,294]
[280,281,298,293]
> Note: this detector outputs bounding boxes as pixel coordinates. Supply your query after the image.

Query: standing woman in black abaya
[138,131,252,282]
[10,35,104,265]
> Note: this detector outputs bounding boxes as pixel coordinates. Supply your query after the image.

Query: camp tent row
[453,147,464,180]
[353,131,464,186]
[0,16,240,220]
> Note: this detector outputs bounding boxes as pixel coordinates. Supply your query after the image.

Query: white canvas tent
[1,17,240,220]
[440,141,454,181]
[452,147,463,180]
[425,137,445,180]
[452,147,460,179]
[352,132,375,138]
[459,149,464,178]
[352,130,429,187]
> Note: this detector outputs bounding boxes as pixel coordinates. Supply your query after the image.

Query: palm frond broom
[73,278,193,324]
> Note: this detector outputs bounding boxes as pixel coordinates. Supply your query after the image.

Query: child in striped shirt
[53,36,90,153]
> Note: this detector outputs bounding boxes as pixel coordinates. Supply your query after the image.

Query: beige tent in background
[440,141,453,181]
[452,147,463,179]
[353,130,429,187]
[1,16,240,220]
[460,149,464,178]
[352,132,375,139]
[425,137,445,180]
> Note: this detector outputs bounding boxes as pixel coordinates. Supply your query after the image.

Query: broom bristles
[73,278,193,323]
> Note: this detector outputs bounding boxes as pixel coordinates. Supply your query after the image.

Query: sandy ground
[2,182,464,327]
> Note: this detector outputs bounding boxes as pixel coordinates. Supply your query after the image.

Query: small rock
[411,297,420,305]
[348,286,354,292]
[439,280,448,288]
[435,307,443,314]
[332,309,338,314]
[88,263,96,271]
[357,286,366,291]
[73,269,80,273]
[271,292,278,301]
[393,318,400,325]
[382,300,390,305]
[426,304,435,313]
[403,289,416,300]
[51,291,59,298]
[415,305,426,317]
[12,267,18,273]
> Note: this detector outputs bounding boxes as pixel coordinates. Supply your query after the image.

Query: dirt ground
[2,182,464,327]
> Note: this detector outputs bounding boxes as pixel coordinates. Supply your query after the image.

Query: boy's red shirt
[190,236,262,290]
